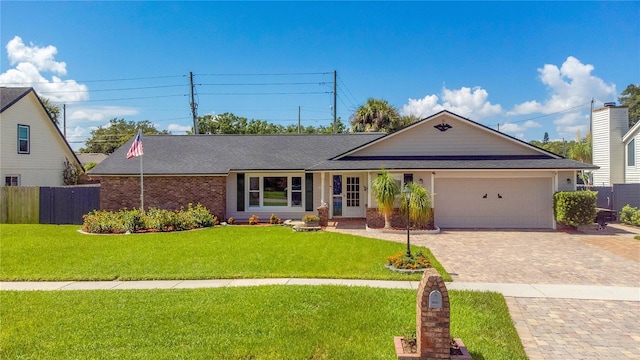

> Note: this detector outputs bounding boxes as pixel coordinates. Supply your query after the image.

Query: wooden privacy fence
[0,187,39,223]
[1,186,100,224]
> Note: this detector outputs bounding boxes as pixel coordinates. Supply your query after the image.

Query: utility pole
[298,106,301,134]
[333,70,337,133]
[190,72,198,135]
[63,104,66,138]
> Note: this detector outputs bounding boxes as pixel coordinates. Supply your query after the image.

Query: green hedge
[620,204,640,226]
[553,191,597,228]
[83,203,216,234]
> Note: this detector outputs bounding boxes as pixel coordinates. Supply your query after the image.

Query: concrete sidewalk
[2,279,639,301]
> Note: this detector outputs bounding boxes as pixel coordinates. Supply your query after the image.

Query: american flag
[126,129,144,159]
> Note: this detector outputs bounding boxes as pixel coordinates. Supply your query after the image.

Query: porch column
[431,172,435,206]
[321,172,325,206]
[367,172,372,208]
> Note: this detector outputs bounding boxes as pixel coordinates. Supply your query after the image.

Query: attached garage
[434,177,553,229]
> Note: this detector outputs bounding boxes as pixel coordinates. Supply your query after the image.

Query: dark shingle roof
[90,133,385,175]
[307,158,599,171]
[1,87,32,113]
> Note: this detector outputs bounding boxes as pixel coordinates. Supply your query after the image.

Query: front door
[332,174,363,217]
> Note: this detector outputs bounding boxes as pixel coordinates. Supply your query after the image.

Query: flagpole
[140,152,144,211]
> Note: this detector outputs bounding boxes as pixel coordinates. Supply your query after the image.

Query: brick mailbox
[394,269,471,360]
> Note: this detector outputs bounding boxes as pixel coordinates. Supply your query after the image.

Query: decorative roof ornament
[434,119,452,132]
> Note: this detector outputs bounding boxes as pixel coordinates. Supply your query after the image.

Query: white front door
[331,174,363,218]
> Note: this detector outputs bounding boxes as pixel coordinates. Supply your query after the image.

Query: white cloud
[499,120,541,139]
[0,36,89,103]
[6,36,67,75]
[68,106,139,123]
[167,123,192,133]
[402,86,502,120]
[508,56,615,139]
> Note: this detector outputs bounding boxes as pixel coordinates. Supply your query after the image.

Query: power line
[198,82,328,86]
[37,84,186,94]
[0,74,185,85]
[197,91,331,96]
[196,72,331,76]
[74,94,188,103]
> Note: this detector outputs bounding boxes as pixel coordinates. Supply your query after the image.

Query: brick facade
[100,176,227,219]
[366,208,435,229]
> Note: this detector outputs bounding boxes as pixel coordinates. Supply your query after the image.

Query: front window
[5,175,19,186]
[18,125,30,154]
[263,177,288,206]
[247,175,304,209]
[628,139,636,167]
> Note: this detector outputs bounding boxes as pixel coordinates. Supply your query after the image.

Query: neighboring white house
[0,87,82,186]
[592,103,639,185]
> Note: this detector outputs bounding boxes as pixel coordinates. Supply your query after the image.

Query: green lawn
[0,224,449,281]
[0,287,527,360]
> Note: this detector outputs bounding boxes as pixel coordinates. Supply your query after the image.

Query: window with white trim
[5,175,20,186]
[249,177,260,206]
[18,124,30,154]
[628,139,636,167]
[247,174,304,209]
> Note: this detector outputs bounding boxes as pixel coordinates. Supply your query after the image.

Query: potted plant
[302,214,320,227]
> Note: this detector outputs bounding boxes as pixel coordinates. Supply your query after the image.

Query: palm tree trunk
[384,213,392,229]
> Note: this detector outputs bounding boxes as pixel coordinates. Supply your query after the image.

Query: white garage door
[434,177,553,229]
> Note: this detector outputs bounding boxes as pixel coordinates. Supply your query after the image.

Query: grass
[0,224,449,281]
[0,287,526,360]
[635,235,640,240]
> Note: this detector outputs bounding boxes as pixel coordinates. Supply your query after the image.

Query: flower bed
[386,250,432,270]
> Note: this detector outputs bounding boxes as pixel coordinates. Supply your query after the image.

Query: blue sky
[1,1,638,150]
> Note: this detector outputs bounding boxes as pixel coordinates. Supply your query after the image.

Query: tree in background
[192,113,346,134]
[350,98,402,133]
[619,84,640,127]
[39,97,60,125]
[543,132,549,144]
[79,118,169,154]
[567,131,591,164]
[530,132,592,163]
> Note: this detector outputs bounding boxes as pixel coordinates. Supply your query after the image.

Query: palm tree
[567,131,592,164]
[400,182,433,229]
[350,98,401,133]
[371,169,400,229]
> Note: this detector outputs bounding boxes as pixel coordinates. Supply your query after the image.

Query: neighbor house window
[5,175,19,186]
[247,175,304,209]
[629,139,636,167]
[18,124,30,154]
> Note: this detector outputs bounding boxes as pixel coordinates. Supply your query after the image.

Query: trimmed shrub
[620,204,640,226]
[269,213,281,225]
[122,208,146,233]
[249,214,260,225]
[553,191,597,228]
[82,203,215,234]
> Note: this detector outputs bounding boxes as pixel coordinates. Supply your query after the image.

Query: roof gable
[623,121,640,143]
[336,111,560,159]
[1,87,83,170]
[1,87,32,113]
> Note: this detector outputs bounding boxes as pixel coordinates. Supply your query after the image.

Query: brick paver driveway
[328,222,640,360]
